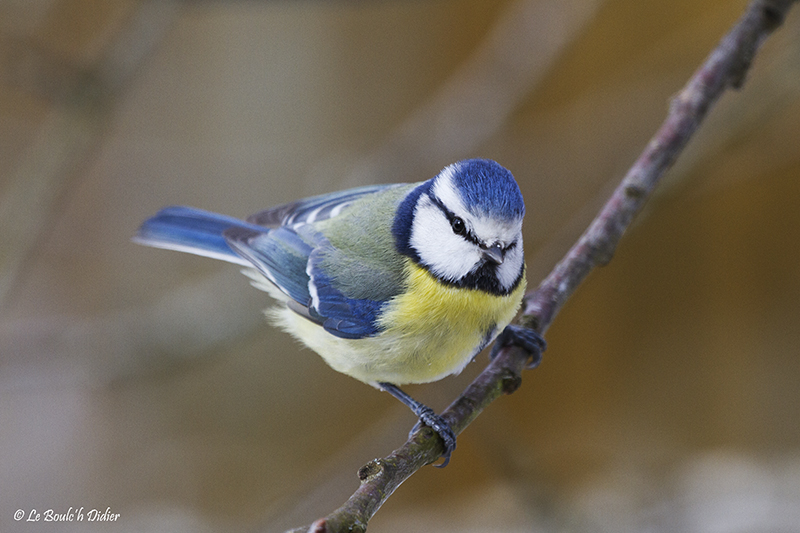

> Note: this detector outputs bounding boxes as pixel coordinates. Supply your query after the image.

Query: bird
[134,158,545,466]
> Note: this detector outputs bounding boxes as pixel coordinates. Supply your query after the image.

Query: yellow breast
[268,259,526,386]
[372,259,526,383]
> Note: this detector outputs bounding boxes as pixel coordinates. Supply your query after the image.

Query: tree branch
[287,1,797,531]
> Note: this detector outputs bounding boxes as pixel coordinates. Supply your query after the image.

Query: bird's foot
[409,407,457,468]
[489,324,547,368]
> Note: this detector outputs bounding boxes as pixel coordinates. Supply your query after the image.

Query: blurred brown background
[2,1,800,531]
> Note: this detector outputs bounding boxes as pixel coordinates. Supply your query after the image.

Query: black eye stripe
[428,194,480,245]
[426,193,519,252]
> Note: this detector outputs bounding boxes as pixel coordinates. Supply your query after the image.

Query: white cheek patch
[410,196,481,281]
[496,239,524,291]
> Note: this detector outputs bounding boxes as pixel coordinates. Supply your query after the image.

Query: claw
[379,382,457,467]
[489,324,546,368]
[412,406,457,468]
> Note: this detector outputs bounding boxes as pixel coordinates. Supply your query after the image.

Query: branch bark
[287,1,797,531]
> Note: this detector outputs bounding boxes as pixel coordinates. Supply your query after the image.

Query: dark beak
[482,243,504,264]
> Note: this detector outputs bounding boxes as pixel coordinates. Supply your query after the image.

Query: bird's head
[394,159,525,296]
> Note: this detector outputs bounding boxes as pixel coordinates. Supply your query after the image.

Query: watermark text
[14,507,120,523]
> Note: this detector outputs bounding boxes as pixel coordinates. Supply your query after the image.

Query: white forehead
[431,164,523,245]
[431,164,468,215]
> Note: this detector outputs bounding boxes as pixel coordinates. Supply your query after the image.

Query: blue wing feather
[224,226,314,305]
[304,234,385,339]
[315,275,384,339]
[248,184,395,227]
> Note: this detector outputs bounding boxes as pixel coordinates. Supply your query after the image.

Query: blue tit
[134,158,544,466]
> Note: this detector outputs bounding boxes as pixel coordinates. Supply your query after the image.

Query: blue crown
[452,159,524,220]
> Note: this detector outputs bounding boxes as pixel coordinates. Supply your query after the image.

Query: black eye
[450,216,466,236]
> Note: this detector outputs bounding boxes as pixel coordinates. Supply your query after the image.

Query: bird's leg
[489,324,547,368]
[378,382,456,468]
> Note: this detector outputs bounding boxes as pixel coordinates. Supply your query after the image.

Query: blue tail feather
[134,206,267,265]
